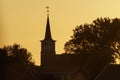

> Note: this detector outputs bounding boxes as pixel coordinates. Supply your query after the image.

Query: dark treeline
[65,17,120,64]
[0,44,39,80]
[64,17,120,79]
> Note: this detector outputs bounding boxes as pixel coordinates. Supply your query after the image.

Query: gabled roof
[94,64,120,80]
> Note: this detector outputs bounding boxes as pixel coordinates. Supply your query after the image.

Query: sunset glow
[1,0,120,65]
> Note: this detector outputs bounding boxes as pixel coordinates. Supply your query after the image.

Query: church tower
[40,7,56,65]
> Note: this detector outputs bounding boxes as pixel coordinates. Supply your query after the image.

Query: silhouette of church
[39,7,120,80]
[39,7,88,80]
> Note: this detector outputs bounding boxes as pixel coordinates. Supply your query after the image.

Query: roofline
[94,65,108,80]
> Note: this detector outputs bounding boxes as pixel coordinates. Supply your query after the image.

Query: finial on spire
[46,6,49,16]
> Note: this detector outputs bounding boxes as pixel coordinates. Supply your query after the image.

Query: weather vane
[46,6,49,16]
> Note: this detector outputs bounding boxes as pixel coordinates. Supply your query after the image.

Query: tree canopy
[0,44,33,64]
[0,44,35,80]
[64,17,120,64]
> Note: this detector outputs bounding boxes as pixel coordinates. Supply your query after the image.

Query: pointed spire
[46,6,49,16]
[44,6,53,40]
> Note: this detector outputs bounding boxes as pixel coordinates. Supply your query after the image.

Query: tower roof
[41,7,55,41]
[43,15,55,41]
[44,15,52,40]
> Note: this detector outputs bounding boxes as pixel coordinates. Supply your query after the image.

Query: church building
[39,7,89,80]
[37,7,120,80]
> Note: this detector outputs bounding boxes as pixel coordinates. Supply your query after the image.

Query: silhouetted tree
[64,18,120,79]
[3,44,33,64]
[0,44,35,80]
[0,48,8,80]
[65,17,120,63]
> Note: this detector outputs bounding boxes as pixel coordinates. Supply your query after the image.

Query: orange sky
[1,0,120,65]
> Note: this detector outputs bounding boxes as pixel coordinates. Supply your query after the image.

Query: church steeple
[44,15,52,40]
[44,6,54,41]
[41,7,56,57]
